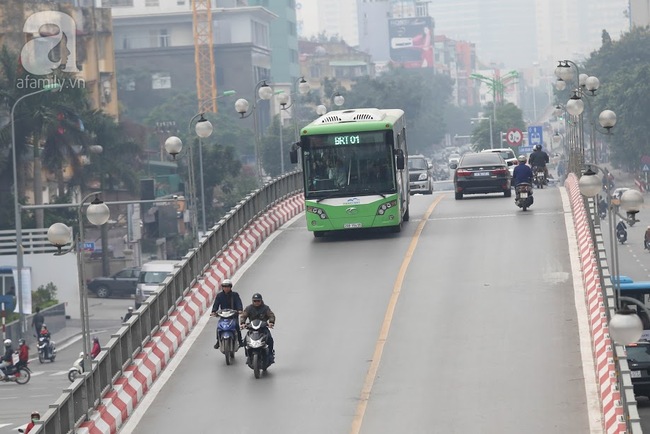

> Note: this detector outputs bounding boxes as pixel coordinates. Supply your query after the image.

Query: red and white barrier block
[566,174,626,434]
[76,194,304,434]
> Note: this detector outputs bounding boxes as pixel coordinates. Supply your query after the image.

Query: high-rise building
[305,0,359,46]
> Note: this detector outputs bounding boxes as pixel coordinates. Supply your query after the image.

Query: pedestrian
[90,337,101,359]
[32,307,44,337]
[122,306,134,322]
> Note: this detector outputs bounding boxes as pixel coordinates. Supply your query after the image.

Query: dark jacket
[512,163,533,186]
[241,303,275,324]
[212,290,243,313]
[2,346,13,362]
[32,312,44,329]
[528,150,549,168]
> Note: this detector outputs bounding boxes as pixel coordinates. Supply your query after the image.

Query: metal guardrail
[585,196,643,433]
[34,171,303,433]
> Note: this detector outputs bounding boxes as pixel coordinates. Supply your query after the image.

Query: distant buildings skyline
[297,0,631,69]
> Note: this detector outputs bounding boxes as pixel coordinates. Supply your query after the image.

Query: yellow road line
[349,194,445,434]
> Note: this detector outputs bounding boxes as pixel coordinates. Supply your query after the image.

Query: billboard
[388,16,434,69]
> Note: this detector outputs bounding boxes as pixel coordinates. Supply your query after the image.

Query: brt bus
[290,108,410,237]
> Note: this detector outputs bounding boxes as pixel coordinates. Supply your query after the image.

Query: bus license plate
[344,223,362,229]
[474,172,489,177]
[631,370,642,378]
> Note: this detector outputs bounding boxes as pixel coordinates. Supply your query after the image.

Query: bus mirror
[396,149,405,170]
[290,143,299,164]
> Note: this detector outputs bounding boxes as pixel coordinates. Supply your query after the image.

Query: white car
[481,148,518,175]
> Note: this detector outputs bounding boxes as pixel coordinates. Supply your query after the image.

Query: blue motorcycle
[215,309,240,365]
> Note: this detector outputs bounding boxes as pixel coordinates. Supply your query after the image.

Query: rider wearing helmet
[240,293,276,363]
[90,337,101,359]
[512,155,533,187]
[25,411,40,433]
[18,338,29,365]
[527,144,550,182]
[211,279,244,349]
[0,339,13,379]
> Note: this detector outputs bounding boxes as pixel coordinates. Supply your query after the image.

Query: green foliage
[33,282,59,309]
[471,103,526,152]
[343,67,454,155]
[584,27,650,169]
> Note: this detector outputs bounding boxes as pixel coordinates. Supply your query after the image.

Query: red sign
[506,128,523,146]
[641,155,650,165]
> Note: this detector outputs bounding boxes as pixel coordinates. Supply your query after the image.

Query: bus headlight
[376,200,397,216]
[307,206,328,219]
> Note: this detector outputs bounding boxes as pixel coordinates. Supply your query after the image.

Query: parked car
[87,267,140,298]
[135,260,179,308]
[408,154,434,195]
[625,341,650,398]
[450,152,512,200]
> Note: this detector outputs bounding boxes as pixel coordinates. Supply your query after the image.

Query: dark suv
[450,152,511,200]
[626,341,650,398]
[408,155,433,195]
[87,267,140,298]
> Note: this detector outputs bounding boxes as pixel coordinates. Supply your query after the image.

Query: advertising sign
[388,16,434,69]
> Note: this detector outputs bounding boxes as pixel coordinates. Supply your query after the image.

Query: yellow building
[0,0,119,118]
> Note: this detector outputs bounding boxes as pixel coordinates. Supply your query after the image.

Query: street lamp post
[471,116,494,149]
[46,192,110,412]
[316,90,345,116]
[162,90,236,240]
[235,80,274,182]
[470,70,519,121]
[578,165,645,341]
[277,78,311,174]
[11,83,61,334]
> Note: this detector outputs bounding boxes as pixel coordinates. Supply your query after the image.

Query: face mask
[32,418,39,422]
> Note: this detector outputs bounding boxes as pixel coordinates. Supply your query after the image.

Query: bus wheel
[403,208,410,222]
[313,231,324,238]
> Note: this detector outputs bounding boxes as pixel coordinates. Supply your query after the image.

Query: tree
[471,103,526,152]
[343,66,454,155]
[0,46,92,229]
[584,27,650,169]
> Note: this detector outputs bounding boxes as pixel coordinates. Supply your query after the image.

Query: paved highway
[0,297,132,433]
[606,216,650,431]
[119,188,597,434]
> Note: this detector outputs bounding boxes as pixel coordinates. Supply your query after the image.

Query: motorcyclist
[122,306,134,322]
[598,198,608,218]
[24,411,40,433]
[617,220,628,242]
[528,144,550,183]
[90,337,101,359]
[644,226,650,249]
[0,339,14,379]
[39,324,52,358]
[211,279,244,349]
[240,293,275,363]
[18,339,29,367]
[512,155,533,187]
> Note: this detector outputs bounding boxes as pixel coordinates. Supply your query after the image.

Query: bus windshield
[302,131,396,198]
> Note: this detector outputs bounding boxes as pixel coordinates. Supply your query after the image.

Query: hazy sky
[296,1,318,37]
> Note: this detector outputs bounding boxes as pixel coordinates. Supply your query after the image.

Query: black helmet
[252,293,263,301]
[534,144,542,151]
[18,338,25,345]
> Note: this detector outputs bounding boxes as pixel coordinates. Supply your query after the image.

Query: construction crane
[192,0,217,113]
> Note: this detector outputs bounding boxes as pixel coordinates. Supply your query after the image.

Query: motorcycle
[214,309,240,365]
[533,166,546,189]
[37,336,56,363]
[243,319,273,379]
[68,352,84,382]
[514,182,534,211]
[616,226,628,244]
[0,356,31,385]
[645,239,650,251]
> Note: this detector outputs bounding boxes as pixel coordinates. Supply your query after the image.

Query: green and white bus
[290,108,410,237]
